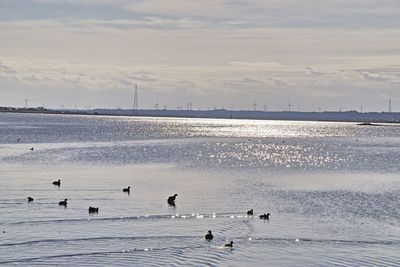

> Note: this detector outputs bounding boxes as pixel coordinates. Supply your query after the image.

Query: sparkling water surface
[0,113,399,266]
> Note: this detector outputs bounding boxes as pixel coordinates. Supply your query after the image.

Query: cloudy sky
[0,0,399,111]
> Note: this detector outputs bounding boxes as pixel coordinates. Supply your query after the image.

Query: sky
[0,0,399,112]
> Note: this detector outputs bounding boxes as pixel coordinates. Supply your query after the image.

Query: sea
[0,112,399,266]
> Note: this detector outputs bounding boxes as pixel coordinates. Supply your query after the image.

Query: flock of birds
[26,179,271,249]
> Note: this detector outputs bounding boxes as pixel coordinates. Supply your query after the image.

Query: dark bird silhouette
[247,209,253,216]
[225,241,234,247]
[27,197,34,202]
[259,213,270,220]
[52,179,61,186]
[88,207,99,213]
[58,199,68,206]
[167,194,178,203]
[122,186,131,193]
[30,147,34,151]
[17,138,20,143]
[205,230,213,240]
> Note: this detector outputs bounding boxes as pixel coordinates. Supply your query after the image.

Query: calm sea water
[0,113,400,266]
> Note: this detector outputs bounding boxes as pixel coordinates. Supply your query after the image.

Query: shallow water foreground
[0,113,400,266]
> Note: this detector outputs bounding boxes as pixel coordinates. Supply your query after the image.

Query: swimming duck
[247,209,253,216]
[58,199,68,206]
[205,230,213,240]
[122,186,131,193]
[259,213,270,220]
[27,197,34,202]
[88,207,99,213]
[52,179,61,186]
[167,194,178,203]
[225,241,234,247]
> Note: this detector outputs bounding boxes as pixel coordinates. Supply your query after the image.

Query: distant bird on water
[122,186,131,193]
[58,199,68,206]
[259,213,270,220]
[247,209,253,216]
[27,197,34,202]
[88,207,99,213]
[205,230,213,240]
[53,179,61,186]
[167,194,178,203]
[225,241,234,247]
[30,147,34,151]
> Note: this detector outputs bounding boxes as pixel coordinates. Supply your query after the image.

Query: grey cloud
[0,62,15,73]
[223,75,294,90]
[304,66,400,85]
[306,66,326,76]
[267,77,295,86]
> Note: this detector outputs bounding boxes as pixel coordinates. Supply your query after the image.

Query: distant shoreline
[1,107,400,124]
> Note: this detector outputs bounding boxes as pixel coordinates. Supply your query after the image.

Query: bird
[30,147,34,151]
[167,194,178,203]
[225,241,234,247]
[247,209,253,216]
[205,230,213,240]
[259,213,270,220]
[52,179,61,186]
[88,207,99,213]
[122,186,131,193]
[27,197,34,202]
[58,199,68,206]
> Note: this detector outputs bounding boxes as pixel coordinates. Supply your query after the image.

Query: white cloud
[357,71,400,84]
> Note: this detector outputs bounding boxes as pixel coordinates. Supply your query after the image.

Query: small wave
[0,244,207,265]
[0,235,199,247]
[2,212,249,226]
[252,237,400,246]
[18,189,117,192]
[0,202,26,205]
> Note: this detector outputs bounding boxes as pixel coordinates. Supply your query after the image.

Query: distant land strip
[1,106,399,124]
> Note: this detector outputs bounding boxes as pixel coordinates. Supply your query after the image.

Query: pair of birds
[53,180,95,212]
[58,185,130,212]
[50,179,67,206]
[123,187,177,203]
[58,199,98,213]
[27,179,62,203]
[205,231,234,247]
[86,185,131,213]
[28,197,67,206]
[247,209,271,220]
[59,200,98,214]
[58,200,98,213]
[88,184,123,213]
